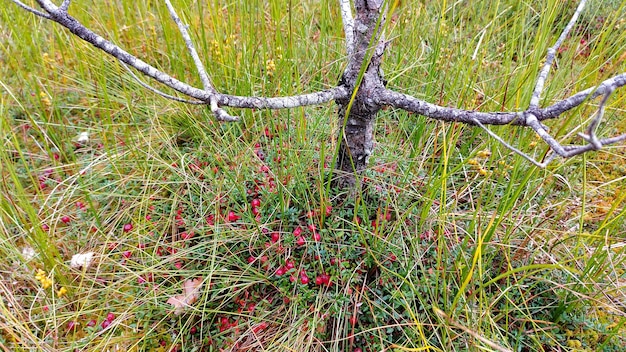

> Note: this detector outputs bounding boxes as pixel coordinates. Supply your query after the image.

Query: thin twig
[59,0,71,12]
[339,0,355,58]
[577,87,614,149]
[162,0,239,120]
[538,72,626,121]
[10,0,51,18]
[529,0,587,108]
[472,118,555,168]
[163,0,213,93]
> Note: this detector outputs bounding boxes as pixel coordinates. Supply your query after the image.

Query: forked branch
[378,0,625,167]
[10,0,626,169]
[19,0,346,121]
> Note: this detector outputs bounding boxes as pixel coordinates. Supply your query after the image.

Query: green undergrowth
[1,0,625,351]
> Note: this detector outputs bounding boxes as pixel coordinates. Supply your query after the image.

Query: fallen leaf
[167,277,203,315]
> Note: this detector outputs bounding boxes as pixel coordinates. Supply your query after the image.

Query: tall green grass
[1,0,625,351]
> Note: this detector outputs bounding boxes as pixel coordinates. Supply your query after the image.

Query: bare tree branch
[376,88,525,125]
[27,0,347,117]
[529,0,587,109]
[163,0,236,121]
[9,0,50,18]
[339,0,355,58]
[379,0,625,168]
[537,73,626,121]
[163,0,212,93]
[216,87,348,109]
[577,86,614,149]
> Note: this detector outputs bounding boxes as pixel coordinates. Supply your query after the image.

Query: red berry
[181,231,194,240]
[101,320,111,329]
[247,256,256,263]
[67,321,78,331]
[190,326,198,334]
[307,224,316,232]
[293,227,303,237]
[122,250,132,259]
[251,199,261,207]
[300,275,309,285]
[123,223,133,232]
[271,232,280,243]
[252,207,260,216]
[61,216,71,224]
[349,316,357,326]
[227,211,240,222]
[42,224,50,231]
[320,273,330,284]
[325,206,332,216]
[315,276,323,285]
[312,232,321,242]
[285,260,295,270]
[354,348,362,352]
[296,236,306,246]
[87,319,96,327]
[275,267,286,276]
[174,261,183,269]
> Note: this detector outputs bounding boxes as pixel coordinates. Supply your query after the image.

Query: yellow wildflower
[39,92,52,107]
[477,149,491,158]
[35,269,53,289]
[265,59,276,76]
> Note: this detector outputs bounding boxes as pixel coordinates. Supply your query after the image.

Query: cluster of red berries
[217,316,238,333]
